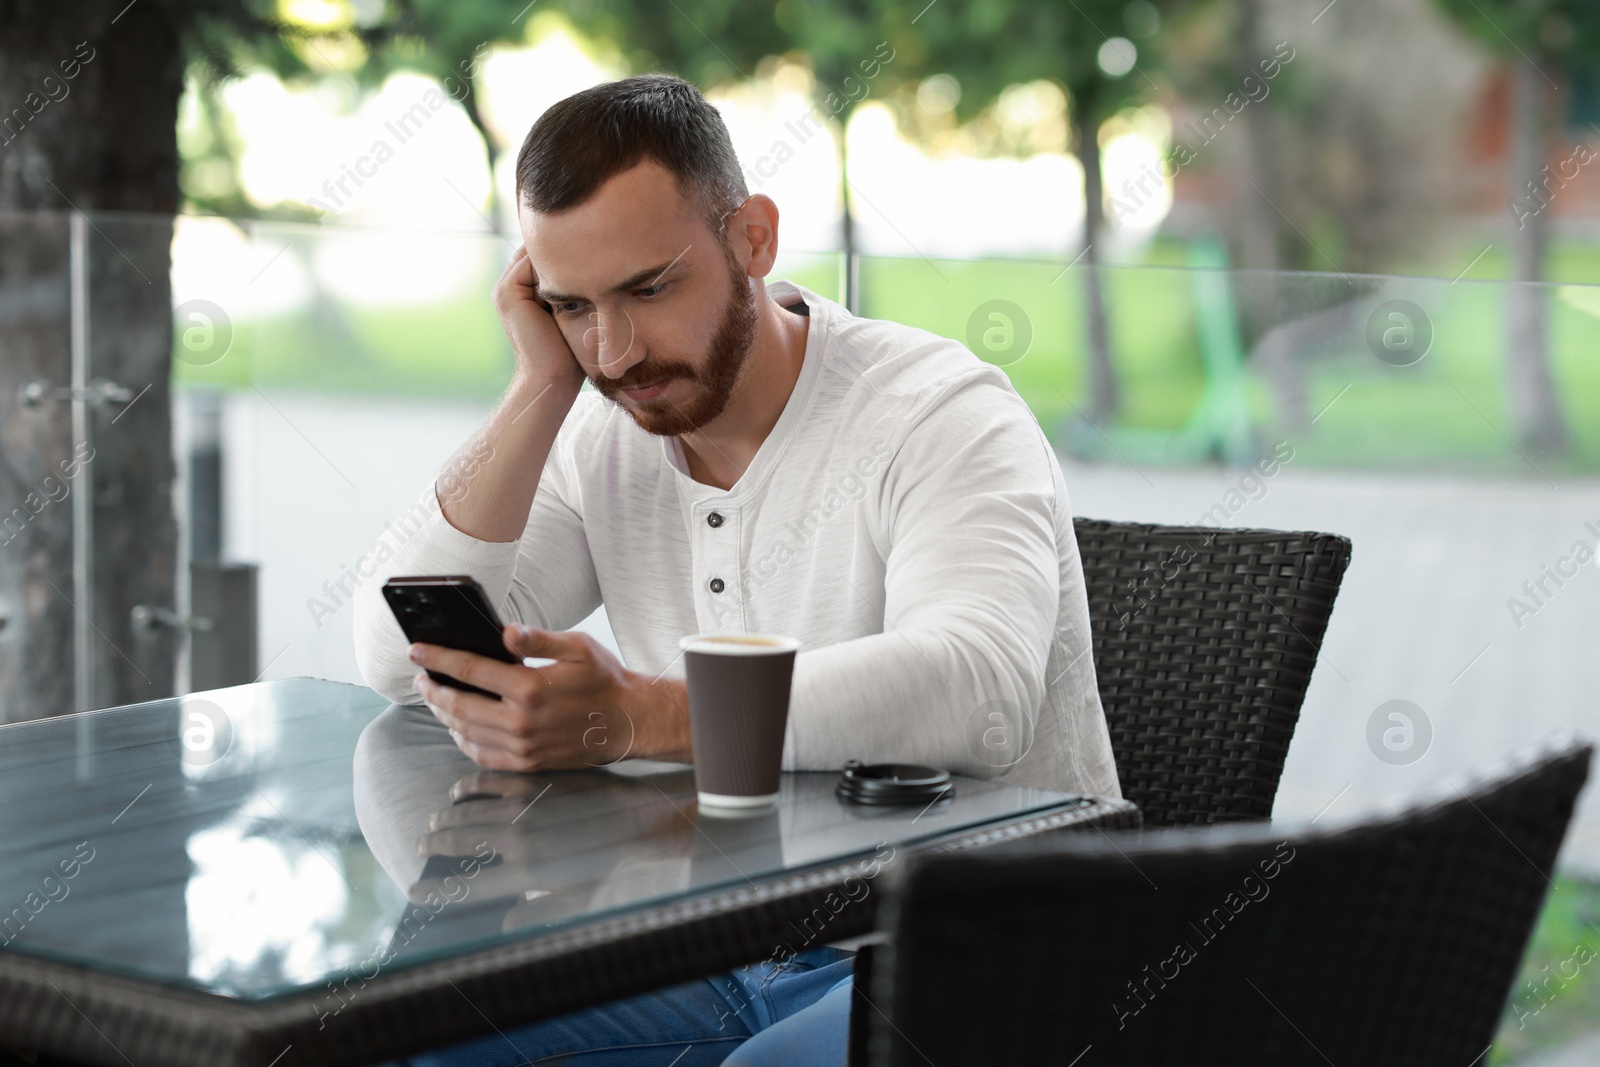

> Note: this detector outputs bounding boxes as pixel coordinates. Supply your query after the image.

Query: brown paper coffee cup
[678,633,800,811]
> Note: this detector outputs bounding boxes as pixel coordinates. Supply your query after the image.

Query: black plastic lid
[835,760,954,806]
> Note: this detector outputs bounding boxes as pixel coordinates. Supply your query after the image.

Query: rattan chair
[1073,518,1352,825]
[859,736,1592,1067]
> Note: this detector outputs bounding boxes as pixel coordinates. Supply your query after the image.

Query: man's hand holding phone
[385,576,690,771]
[408,625,691,772]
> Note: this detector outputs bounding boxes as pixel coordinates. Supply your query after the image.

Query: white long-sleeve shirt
[352,279,1120,796]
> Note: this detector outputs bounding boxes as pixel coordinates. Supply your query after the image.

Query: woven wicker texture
[1073,519,1352,826]
[870,737,1592,1067]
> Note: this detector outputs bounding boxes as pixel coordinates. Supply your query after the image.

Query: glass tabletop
[0,678,1083,1001]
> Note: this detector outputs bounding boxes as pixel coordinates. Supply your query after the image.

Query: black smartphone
[382,576,519,699]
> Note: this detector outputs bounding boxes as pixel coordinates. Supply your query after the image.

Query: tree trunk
[1503,57,1568,456]
[0,3,183,718]
[838,111,859,313]
[1233,0,1278,277]
[1073,100,1119,421]
[1229,0,1285,365]
[457,71,503,233]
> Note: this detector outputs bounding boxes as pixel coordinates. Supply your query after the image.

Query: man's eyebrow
[536,257,689,304]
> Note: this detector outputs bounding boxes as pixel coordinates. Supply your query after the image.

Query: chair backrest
[1074,518,1352,825]
[866,737,1592,1067]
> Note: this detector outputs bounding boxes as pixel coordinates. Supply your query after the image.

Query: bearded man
[354,72,1119,1067]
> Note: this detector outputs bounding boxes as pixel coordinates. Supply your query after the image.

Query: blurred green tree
[765,1,900,309]
[183,0,542,223]
[366,0,776,231]
[569,0,878,303]
[1432,0,1600,455]
[367,2,804,237]
[855,0,1185,421]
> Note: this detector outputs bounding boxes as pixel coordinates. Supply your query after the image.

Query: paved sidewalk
[1059,453,1600,878]
[1516,1031,1600,1067]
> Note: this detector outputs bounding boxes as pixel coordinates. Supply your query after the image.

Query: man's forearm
[437,373,584,543]
[620,672,693,764]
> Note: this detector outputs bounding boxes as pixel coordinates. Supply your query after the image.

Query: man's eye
[634,285,665,299]
[554,301,584,315]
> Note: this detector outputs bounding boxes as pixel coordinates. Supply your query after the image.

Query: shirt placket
[692,503,745,634]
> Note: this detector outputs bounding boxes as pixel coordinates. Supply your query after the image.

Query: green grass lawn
[1491,876,1600,1065]
[175,235,1600,474]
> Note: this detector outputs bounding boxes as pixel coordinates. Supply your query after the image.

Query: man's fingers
[410,643,532,701]
[454,734,540,774]
[449,770,544,803]
[503,624,587,663]
[417,676,544,745]
[418,674,559,743]
[419,678,600,774]
[427,796,533,831]
[438,707,542,761]
[497,242,529,282]
[415,671,513,726]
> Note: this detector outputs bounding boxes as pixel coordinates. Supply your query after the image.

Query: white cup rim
[697,790,780,811]
[678,633,801,655]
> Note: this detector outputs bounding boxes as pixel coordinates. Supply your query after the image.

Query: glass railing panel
[0,212,77,723]
[62,213,1600,889]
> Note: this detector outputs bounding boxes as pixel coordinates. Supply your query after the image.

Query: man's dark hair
[514,74,748,234]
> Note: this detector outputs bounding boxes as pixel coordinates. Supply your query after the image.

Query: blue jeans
[392,947,855,1066]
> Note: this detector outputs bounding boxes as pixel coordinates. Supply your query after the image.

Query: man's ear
[730,194,780,279]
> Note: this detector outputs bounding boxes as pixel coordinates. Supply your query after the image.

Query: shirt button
[707,511,724,528]
[709,577,725,593]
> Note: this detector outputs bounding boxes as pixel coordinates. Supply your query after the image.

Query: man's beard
[590,250,759,437]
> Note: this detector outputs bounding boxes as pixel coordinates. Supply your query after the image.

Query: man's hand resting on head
[410,626,692,771]
[495,243,588,391]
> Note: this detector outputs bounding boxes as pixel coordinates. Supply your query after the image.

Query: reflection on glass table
[0,679,401,999]
[353,699,1080,972]
[0,678,1088,1005]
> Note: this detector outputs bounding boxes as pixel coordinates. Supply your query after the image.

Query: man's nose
[585,307,642,379]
